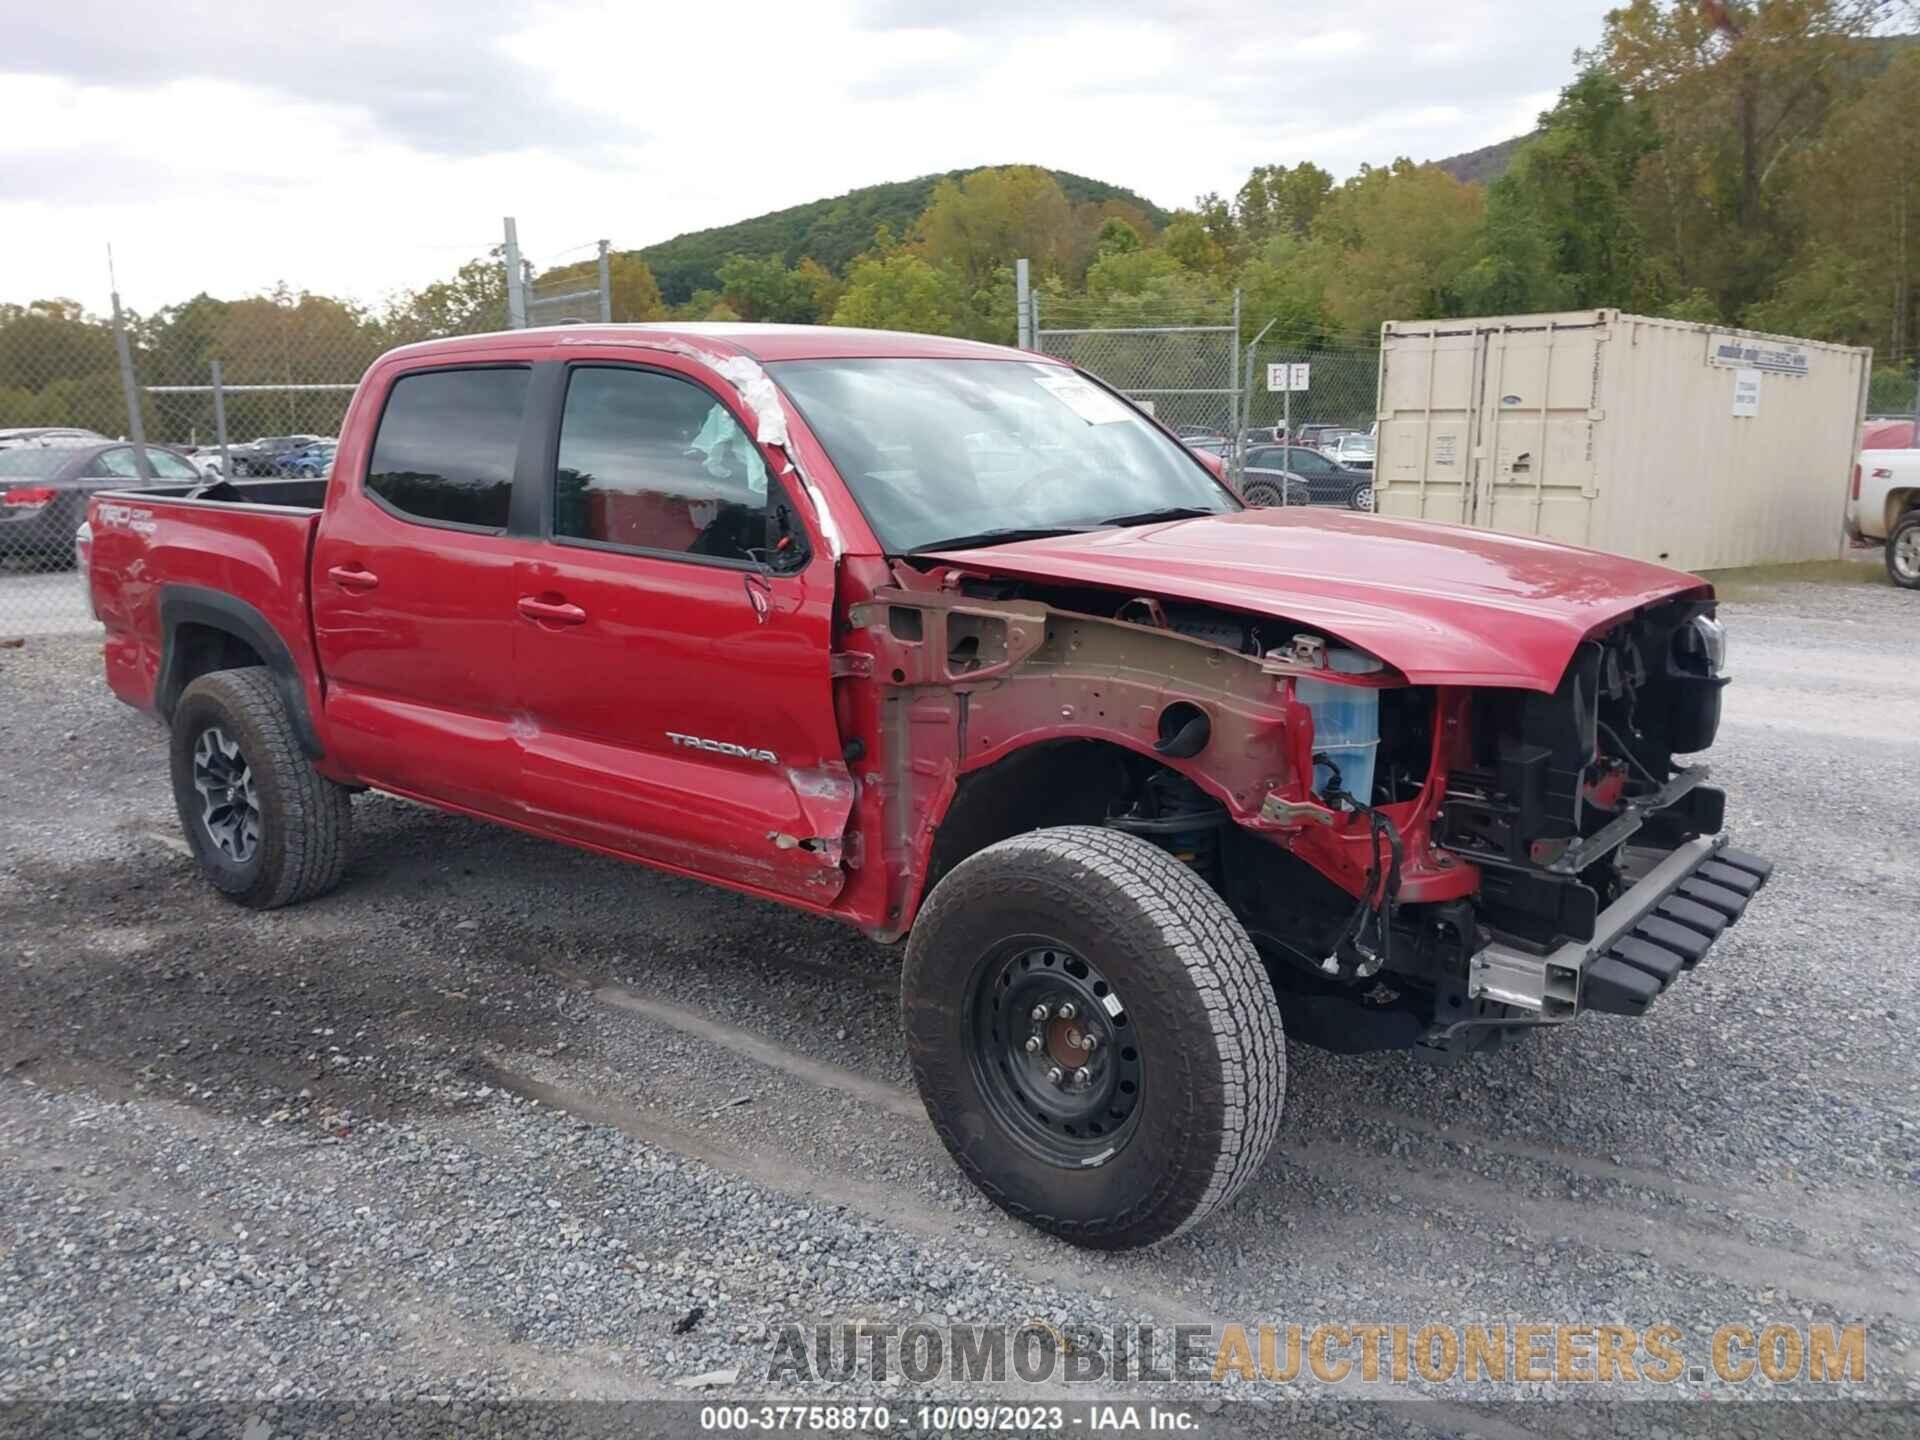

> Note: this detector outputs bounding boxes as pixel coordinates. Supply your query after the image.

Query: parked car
[283,441,337,477]
[1848,444,1920,588]
[0,426,107,449]
[229,434,326,476]
[1245,444,1374,510]
[1293,424,1348,451]
[1,440,200,565]
[1329,434,1376,471]
[85,324,1768,1250]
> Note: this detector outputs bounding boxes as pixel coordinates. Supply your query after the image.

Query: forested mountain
[635,168,1174,304]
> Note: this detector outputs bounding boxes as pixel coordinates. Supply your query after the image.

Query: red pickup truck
[85,324,1769,1249]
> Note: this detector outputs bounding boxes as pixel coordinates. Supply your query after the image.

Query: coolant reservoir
[1295,649,1384,804]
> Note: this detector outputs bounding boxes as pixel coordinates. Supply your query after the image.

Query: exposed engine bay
[877,567,1738,1059]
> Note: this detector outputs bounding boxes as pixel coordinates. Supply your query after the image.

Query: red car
[86,324,1768,1249]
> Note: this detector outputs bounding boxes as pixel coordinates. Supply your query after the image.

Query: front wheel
[1888,512,1920,590]
[169,666,353,908]
[902,827,1286,1249]
[1348,480,1374,512]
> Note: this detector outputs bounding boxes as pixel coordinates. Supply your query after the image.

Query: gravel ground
[1,574,1916,1436]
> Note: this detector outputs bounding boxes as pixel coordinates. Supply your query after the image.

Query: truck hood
[923,509,1708,689]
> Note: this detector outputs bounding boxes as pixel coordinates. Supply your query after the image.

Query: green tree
[1092,217,1143,259]
[1747,46,1920,351]
[1235,163,1335,243]
[831,253,976,335]
[717,254,821,323]
[1162,214,1226,274]
[918,166,1076,286]
[1595,0,1895,315]
[1468,68,1660,311]
[1312,161,1487,332]
[384,253,509,341]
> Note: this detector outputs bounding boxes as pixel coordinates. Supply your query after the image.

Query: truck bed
[88,479,327,739]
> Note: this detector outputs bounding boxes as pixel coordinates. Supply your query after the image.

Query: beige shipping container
[1374,310,1870,570]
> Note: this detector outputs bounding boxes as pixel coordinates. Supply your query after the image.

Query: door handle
[328,564,379,592]
[517,595,588,626]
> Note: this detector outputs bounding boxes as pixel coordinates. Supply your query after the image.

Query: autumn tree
[1312,161,1488,333]
[1748,45,1920,353]
[831,252,978,335]
[1595,0,1897,314]
[1235,163,1335,244]
[918,166,1076,286]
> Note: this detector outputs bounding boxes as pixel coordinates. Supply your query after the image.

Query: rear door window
[366,367,529,530]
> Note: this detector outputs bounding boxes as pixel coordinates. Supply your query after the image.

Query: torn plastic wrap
[713,355,790,449]
[690,403,768,499]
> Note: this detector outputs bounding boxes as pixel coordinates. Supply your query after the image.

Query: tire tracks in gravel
[532,975,1920,1331]
[470,1065,1545,1434]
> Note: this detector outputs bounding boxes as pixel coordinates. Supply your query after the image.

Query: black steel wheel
[968,940,1144,1166]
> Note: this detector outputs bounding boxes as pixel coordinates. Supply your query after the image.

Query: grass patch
[1697,555,1886,602]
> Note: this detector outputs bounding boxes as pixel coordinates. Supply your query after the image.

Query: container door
[1376,327,1484,522]
[1468,322,1605,545]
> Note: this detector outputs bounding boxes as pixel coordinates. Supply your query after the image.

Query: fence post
[1015,259,1031,350]
[503,217,527,329]
[597,240,613,323]
[211,360,230,476]
[109,285,153,482]
[1228,289,1242,480]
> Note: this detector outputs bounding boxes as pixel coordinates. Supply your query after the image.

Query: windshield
[768,358,1237,552]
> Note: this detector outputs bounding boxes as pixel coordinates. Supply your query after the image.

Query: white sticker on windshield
[1033,372,1133,425]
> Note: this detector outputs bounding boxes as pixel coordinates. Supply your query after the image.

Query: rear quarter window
[366,367,528,529]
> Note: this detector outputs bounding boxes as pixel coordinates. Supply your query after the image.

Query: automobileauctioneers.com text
[768,1319,1867,1387]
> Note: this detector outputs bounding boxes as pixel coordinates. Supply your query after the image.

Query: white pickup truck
[1851,440,1920,588]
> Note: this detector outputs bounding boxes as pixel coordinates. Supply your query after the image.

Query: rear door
[310,363,542,818]
[509,358,853,904]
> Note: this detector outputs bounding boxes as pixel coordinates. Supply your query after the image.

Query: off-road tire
[1887,511,1920,590]
[902,826,1286,1249]
[169,666,352,909]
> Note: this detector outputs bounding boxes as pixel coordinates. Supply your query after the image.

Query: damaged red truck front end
[840,505,1767,1056]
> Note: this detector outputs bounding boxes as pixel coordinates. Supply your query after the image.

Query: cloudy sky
[2,0,1601,314]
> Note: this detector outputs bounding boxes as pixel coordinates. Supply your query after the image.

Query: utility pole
[597,239,613,323]
[502,217,527,329]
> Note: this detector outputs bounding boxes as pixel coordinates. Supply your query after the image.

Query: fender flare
[155,585,323,758]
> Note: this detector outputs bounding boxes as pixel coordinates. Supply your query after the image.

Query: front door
[510,360,852,905]
[310,363,540,818]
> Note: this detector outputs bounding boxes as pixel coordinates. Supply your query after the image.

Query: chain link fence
[0,226,621,639]
[1024,289,1384,508]
[1033,296,1244,441]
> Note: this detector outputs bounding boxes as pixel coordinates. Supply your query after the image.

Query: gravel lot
[1,572,1916,1434]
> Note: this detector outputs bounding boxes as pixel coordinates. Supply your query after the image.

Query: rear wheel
[902,826,1286,1249]
[1888,512,1920,590]
[169,667,352,908]
[1240,477,1290,508]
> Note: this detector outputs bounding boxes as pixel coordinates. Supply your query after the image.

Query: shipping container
[1374,310,1871,570]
